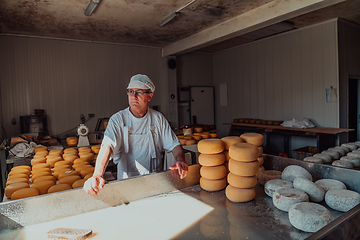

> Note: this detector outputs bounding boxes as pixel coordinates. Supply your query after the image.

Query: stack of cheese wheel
[78,147,95,162]
[91,145,101,155]
[46,149,64,168]
[72,157,95,182]
[240,133,265,177]
[226,142,259,202]
[31,146,49,166]
[66,137,78,147]
[5,166,32,199]
[221,136,245,172]
[62,148,79,164]
[198,139,226,192]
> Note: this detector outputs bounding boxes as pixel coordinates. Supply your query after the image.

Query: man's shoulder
[109,108,129,122]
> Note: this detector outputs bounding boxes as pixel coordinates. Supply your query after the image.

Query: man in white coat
[84,74,188,195]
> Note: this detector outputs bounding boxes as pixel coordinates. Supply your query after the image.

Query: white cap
[127,74,155,93]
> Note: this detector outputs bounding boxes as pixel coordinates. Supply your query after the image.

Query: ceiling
[0,0,359,55]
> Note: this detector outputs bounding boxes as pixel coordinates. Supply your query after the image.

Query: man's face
[127,88,153,111]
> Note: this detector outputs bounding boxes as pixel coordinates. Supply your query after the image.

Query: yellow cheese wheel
[80,168,94,178]
[73,164,92,172]
[12,165,31,171]
[199,177,227,192]
[9,168,30,176]
[193,135,202,141]
[49,149,63,155]
[92,148,100,154]
[63,154,78,163]
[258,146,263,156]
[48,184,72,193]
[78,146,91,152]
[201,134,210,139]
[257,156,264,166]
[31,180,56,195]
[34,151,48,157]
[184,135,193,140]
[91,145,101,151]
[54,160,72,168]
[64,148,77,153]
[33,175,56,184]
[58,170,80,180]
[228,159,259,176]
[78,152,95,161]
[63,152,78,157]
[193,133,202,136]
[179,138,187,145]
[31,158,47,165]
[31,168,52,176]
[200,165,227,180]
[59,175,81,185]
[225,185,256,203]
[6,178,29,186]
[31,172,52,182]
[210,133,218,138]
[5,182,30,198]
[53,169,72,179]
[198,139,224,154]
[198,153,225,166]
[7,174,29,181]
[227,173,257,188]
[66,137,78,147]
[186,139,197,145]
[73,158,91,164]
[240,133,264,146]
[46,156,63,167]
[72,179,86,188]
[221,136,244,150]
[34,146,48,153]
[11,188,39,200]
[229,143,259,162]
[84,173,93,181]
[32,163,51,170]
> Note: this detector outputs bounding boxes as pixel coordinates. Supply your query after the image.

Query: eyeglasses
[127,89,151,96]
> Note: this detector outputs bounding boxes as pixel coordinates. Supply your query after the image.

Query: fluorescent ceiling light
[84,0,101,16]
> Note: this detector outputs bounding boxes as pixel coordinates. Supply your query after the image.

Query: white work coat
[103,107,180,180]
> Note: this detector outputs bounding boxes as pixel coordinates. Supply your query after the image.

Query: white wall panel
[213,20,339,149]
[0,36,169,137]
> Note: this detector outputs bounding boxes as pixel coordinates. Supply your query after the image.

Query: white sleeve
[103,115,123,159]
[159,114,181,152]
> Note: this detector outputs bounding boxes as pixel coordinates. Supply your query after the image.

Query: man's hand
[83,176,105,195]
[169,161,188,179]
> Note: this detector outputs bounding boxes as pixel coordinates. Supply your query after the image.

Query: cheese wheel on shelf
[31,172,52,182]
[54,161,72,168]
[53,165,72,171]
[33,175,57,184]
[53,169,73,179]
[58,170,80,180]
[31,180,56,195]
[240,133,264,146]
[186,139,197,145]
[227,173,257,189]
[200,177,227,192]
[73,158,91,164]
[198,153,225,166]
[34,146,48,153]
[9,168,30,176]
[5,182,30,198]
[72,179,86,188]
[7,174,29,181]
[63,155,78,163]
[198,139,224,154]
[228,159,259,176]
[12,165,31,171]
[6,178,29,186]
[32,163,51,170]
[226,185,256,203]
[46,156,63,167]
[200,165,227,180]
[34,151,48,157]
[73,164,93,172]
[11,188,39,200]
[179,138,187,145]
[31,168,52,176]
[59,175,81,185]
[31,158,47,165]
[80,168,94,178]
[64,148,77,153]
[48,184,73,193]
[229,143,259,162]
[49,149,63,155]
[221,136,244,151]
[78,152,95,161]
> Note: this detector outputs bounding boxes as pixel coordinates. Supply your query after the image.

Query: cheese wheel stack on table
[226,142,260,203]
[220,136,244,172]
[198,139,226,192]
[240,133,265,177]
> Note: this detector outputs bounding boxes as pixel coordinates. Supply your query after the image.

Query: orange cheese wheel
[7,174,29,181]
[73,164,93,172]
[12,165,31,171]
[64,148,77,153]
[186,139,197,145]
[80,168,94,178]
[72,179,86,189]
[53,169,73,179]
[200,165,227,180]
[73,158,91,164]
[228,159,259,176]
[54,160,72,168]
[34,151,48,157]
[32,163,51,170]
[66,137,78,147]
[223,150,230,162]
[198,139,224,154]
[210,133,217,138]
[31,168,52,176]
[34,146,48,153]
[9,168,30,176]
[63,155,78,163]
[92,148,100,154]
[48,184,72,194]
[31,158,47,165]
[179,138,187,145]
[53,164,72,170]
[49,149,63,155]
[5,182,30,198]
[46,156,63,167]
[221,136,244,150]
[240,133,264,146]
[59,175,81,185]
[229,143,259,161]
[32,154,48,159]
[84,173,93,181]
[258,146,263,156]
[58,170,80,180]
[225,185,256,203]
[198,153,225,166]
[200,177,227,192]
[31,180,56,195]
[31,172,52,182]
[257,156,264,166]
[227,173,257,189]
[6,178,29,186]
[33,175,57,184]
[78,152,95,161]
[11,188,39,200]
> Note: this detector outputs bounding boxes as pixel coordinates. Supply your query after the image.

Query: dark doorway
[349,78,359,142]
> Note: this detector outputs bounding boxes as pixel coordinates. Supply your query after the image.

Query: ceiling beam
[162,0,345,56]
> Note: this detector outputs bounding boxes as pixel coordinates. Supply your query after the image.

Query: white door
[190,87,214,125]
